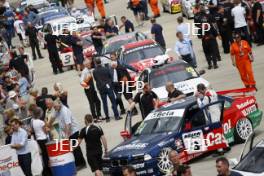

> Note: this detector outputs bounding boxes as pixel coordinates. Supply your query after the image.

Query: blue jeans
[100,87,119,118]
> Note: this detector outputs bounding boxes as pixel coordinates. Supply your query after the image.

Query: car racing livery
[102,88,262,175]
[118,39,171,81]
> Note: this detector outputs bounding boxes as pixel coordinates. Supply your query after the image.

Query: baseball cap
[8,91,17,98]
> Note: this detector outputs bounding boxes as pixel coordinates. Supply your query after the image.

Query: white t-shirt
[32,119,47,140]
[14,20,23,34]
[231,4,247,28]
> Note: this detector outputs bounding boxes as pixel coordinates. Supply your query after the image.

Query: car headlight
[144,154,152,161]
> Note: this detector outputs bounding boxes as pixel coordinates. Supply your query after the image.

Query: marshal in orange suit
[149,0,160,17]
[230,33,256,89]
[84,0,106,18]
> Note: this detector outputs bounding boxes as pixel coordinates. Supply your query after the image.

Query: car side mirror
[198,69,206,75]
[120,130,131,140]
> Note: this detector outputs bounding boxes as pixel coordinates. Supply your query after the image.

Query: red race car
[118,39,173,81]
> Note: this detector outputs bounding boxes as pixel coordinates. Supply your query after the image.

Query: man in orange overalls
[230,33,257,89]
[84,0,106,18]
[149,0,160,17]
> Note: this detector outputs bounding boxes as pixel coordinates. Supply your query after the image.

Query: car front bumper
[102,158,162,176]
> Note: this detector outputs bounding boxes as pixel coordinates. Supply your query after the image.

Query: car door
[181,100,228,155]
[120,111,142,140]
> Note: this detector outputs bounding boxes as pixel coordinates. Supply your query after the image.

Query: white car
[70,8,95,28]
[138,60,209,102]
[181,0,196,19]
[22,0,49,9]
[231,133,264,176]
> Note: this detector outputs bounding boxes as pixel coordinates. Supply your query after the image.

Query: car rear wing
[217,88,256,98]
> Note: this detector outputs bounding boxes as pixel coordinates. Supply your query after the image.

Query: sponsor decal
[241,105,257,116]
[236,99,255,110]
[113,143,148,152]
[145,110,185,120]
[182,130,207,154]
[158,138,174,147]
[223,119,232,134]
[132,163,145,169]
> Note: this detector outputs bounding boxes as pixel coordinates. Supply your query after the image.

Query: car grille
[111,159,128,167]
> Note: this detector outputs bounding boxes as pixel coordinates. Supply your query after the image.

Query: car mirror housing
[120,130,131,140]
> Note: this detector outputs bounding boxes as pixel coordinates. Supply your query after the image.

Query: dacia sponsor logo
[151,111,175,118]
[113,143,148,152]
[236,99,255,110]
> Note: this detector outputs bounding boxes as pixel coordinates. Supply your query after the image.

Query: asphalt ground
[13,0,264,175]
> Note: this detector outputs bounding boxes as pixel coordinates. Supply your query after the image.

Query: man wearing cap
[6,90,19,111]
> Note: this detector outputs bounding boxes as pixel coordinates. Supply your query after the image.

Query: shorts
[17,33,23,41]
[75,54,84,65]
[131,4,144,15]
[87,153,103,172]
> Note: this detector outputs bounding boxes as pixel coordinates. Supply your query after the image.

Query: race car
[102,88,262,175]
[181,0,196,19]
[231,133,264,176]
[70,7,95,27]
[137,60,208,103]
[99,32,148,66]
[20,0,49,10]
[117,39,171,81]
[161,0,182,14]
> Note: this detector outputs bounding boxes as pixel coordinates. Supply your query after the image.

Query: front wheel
[234,118,253,143]
[157,147,173,174]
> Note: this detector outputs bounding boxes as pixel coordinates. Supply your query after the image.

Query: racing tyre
[157,147,173,174]
[234,118,253,143]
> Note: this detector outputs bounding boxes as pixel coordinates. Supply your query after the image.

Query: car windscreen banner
[0,140,43,176]
[124,44,157,54]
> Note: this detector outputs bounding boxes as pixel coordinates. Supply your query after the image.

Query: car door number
[64,54,71,64]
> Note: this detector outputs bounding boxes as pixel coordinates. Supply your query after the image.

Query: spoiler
[217,88,256,97]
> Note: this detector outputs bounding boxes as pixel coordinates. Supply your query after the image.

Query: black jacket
[110,65,131,82]
[93,65,113,92]
[25,26,38,44]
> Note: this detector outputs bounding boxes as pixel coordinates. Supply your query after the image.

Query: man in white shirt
[80,59,102,123]
[14,17,25,46]
[10,118,32,176]
[231,0,251,45]
[110,61,126,115]
[195,83,221,123]
[175,32,195,67]
[53,99,86,169]
[176,17,197,67]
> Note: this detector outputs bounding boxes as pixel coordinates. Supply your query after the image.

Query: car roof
[106,32,138,43]
[46,16,76,25]
[123,39,156,50]
[156,96,197,112]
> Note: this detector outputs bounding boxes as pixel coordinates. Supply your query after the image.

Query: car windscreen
[134,111,183,135]
[123,45,164,64]
[103,38,136,54]
[234,147,264,173]
[149,63,199,88]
